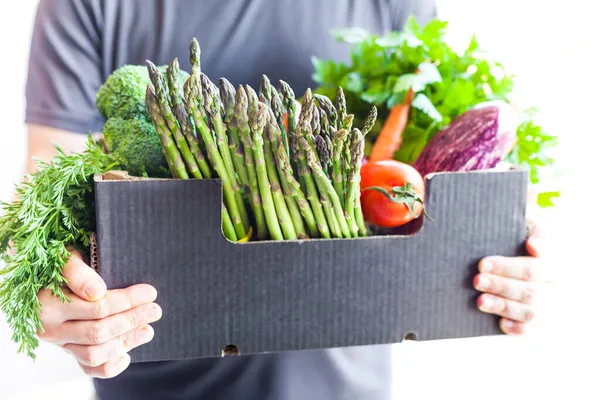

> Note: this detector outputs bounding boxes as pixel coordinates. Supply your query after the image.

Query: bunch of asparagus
[145,38,377,242]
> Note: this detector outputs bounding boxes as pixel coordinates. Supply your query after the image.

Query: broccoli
[96,65,152,120]
[95,64,189,178]
[103,117,170,177]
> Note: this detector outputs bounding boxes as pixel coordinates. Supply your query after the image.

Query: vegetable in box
[0,17,556,360]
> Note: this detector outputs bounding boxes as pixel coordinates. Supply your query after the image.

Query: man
[25,1,551,399]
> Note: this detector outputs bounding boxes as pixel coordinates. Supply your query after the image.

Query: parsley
[0,137,115,359]
[313,17,559,207]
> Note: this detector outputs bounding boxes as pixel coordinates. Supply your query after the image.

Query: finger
[69,284,158,321]
[54,302,162,345]
[476,293,534,323]
[63,250,107,301]
[499,318,526,335]
[80,353,131,379]
[63,324,154,367]
[37,283,158,328]
[478,256,551,282]
[473,273,536,304]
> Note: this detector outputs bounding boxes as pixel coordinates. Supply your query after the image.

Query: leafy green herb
[313,16,559,206]
[0,137,115,359]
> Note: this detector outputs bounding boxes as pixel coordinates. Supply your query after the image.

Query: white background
[0,1,598,399]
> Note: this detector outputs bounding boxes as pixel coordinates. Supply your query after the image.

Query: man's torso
[27,1,437,399]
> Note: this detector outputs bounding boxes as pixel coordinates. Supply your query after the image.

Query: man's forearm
[26,124,101,174]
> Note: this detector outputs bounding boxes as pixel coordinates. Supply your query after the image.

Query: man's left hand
[473,214,554,335]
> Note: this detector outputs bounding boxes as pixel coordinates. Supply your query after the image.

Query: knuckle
[520,285,536,304]
[521,263,533,281]
[488,276,504,296]
[495,297,508,314]
[523,308,535,322]
[80,346,103,367]
[88,322,109,344]
[128,311,141,330]
[93,299,110,319]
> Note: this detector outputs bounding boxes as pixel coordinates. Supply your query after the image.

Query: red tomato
[360,160,427,228]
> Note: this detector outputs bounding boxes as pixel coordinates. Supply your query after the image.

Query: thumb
[63,250,107,301]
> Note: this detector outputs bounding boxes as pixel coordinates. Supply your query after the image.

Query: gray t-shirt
[25,1,437,399]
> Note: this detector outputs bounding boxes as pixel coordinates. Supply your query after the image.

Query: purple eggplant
[413,100,518,176]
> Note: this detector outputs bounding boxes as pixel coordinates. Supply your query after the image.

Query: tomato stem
[361,183,434,221]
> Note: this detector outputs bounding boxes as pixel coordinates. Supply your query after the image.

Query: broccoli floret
[96,65,151,120]
[96,64,189,120]
[96,64,190,178]
[103,117,170,178]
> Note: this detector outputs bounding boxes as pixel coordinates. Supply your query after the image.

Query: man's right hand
[36,250,162,379]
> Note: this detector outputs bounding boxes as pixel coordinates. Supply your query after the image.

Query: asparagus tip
[190,38,201,67]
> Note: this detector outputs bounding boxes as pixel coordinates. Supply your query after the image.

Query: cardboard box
[92,167,528,363]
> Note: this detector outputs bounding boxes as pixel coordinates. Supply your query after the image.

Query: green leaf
[342,72,364,93]
[386,92,405,109]
[404,15,421,35]
[466,34,479,52]
[360,80,390,105]
[330,27,371,43]
[537,191,560,208]
[394,73,421,93]
[375,32,405,48]
[412,93,442,122]
[417,62,442,84]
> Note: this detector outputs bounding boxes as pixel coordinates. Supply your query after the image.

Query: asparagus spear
[331,127,350,201]
[291,119,330,238]
[336,86,347,123]
[324,134,334,173]
[300,135,351,239]
[189,38,201,76]
[314,135,330,175]
[279,80,297,161]
[173,104,213,178]
[314,93,337,130]
[274,138,319,238]
[269,84,288,151]
[265,109,307,239]
[184,73,248,238]
[248,103,284,240]
[259,75,272,104]
[146,84,188,179]
[362,105,378,137]
[235,86,268,240]
[220,77,249,192]
[296,123,340,238]
[355,194,367,237]
[343,129,364,237]
[343,137,353,195]
[167,58,212,178]
[147,60,202,179]
[202,73,250,234]
[261,107,300,240]
[222,205,238,242]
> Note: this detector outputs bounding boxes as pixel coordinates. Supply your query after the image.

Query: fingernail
[475,275,490,290]
[480,295,495,311]
[480,259,493,273]
[147,304,162,320]
[528,237,540,255]
[85,281,105,299]
[137,325,154,342]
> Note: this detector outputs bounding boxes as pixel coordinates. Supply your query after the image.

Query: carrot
[283,111,288,132]
[368,88,414,162]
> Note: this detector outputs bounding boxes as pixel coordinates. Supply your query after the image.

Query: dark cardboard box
[93,167,528,363]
